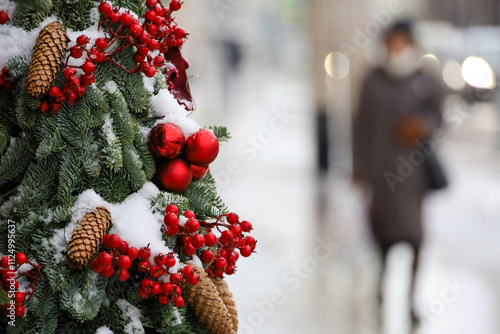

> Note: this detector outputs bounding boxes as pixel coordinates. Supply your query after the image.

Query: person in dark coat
[352,21,444,328]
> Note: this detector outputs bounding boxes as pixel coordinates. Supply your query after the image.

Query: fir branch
[133,132,155,180]
[208,126,231,142]
[95,169,132,203]
[122,143,147,191]
[0,124,9,155]
[5,55,30,79]
[56,148,83,204]
[183,173,228,220]
[0,133,34,187]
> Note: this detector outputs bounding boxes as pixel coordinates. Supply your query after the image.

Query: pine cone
[181,266,234,334]
[66,206,111,270]
[211,277,238,332]
[26,21,69,98]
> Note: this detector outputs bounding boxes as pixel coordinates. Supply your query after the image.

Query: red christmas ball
[148,123,185,159]
[191,164,208,181]
[184,129,219,166]
[155,158,192,193]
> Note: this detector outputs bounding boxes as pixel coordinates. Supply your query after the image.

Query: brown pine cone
[66,206,111,270]
[181,266,234,334]
[26,21,69,98]
[211,277,238,332]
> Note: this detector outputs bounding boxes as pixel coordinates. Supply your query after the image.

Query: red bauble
[155,158,192,193]
[184,129,219,166]
[191,164,208,181]
[148,123,185,159]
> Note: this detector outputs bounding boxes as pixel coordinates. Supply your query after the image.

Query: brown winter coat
[352,67,443,247]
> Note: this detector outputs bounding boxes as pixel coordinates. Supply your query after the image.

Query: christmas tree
[0,1,256,333]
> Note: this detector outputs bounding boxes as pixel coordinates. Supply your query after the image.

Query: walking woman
[352,21,445,329]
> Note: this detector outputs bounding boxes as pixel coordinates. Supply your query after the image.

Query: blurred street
[175,0,500,333]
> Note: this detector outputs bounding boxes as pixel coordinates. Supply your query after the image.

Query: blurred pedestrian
[352,21,446,330]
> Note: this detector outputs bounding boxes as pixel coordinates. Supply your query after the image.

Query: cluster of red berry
[91,233,197,307]
[0,253,43,318]
[0,67,14,92]
[38,0,187,114]
[0,10,8,25]
[163,205,256,278]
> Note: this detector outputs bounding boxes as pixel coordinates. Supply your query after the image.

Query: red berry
[162,282,173,294]
[146,0,157,7]
[15,252,27,265]
[134,53,146,63]
[82,60,96,74]
[158,294,169,304]
[141,279,153,289]
[245,235,256,246]
[149,265,164,278]
[91,258,104,272]
[97,252,112,267]
[120,13,133,26]
[164,212,179,227]
[127,247,138,259]
[165,254,176,267]
[145,10,157,22]
[147,38,159,50]
[80,74,95,87]
[70,46,83,58]
[152,282,162,295]
[204,233,217,247]
[174,27,186,39]
[227,212,239,224]
[225,263,236,275]
[146,23,158,35]
[145,66,156,78]
[48,86,60,98]
[164,225,179,236]
[183,210,196,218]
[220,230,233,245]
[185,218,200,233]
[15,305,25,317]
[110,11,121,23]
[170,0,182,11]
[116,269,129,281]
[139,247,151,259]
[75,85,86,97]
[138,32,150,45]
[173,296,184,307]
[227,250,239,263]
[215,257,227,269]
[139,61,150,73]
[64,68,76,80]
[137,47,150,57]
[0,256,11,269]
[98,2,113,17]
[138,287,149,299]
[0,11,9,25]
[182,265,193,278]
[201,250,214,263]
[76,35,89,46]
[154,5,164,16]
[230,225,242,237]
[153,55,164,68]
[49,101,61,113]
[240,220,253,232]
[138,260,151,272]
[240,245,253,257]
[108,234,121,248]
[182,243,196,256]
[191,234,205,249]
[100,265,114,278]
[219,248,229,258]
[118,241,129,254]
[187,274,199,285]
[95,37,108,50]
[117,255,132,270]
[170,273,182,285]
[129,24,142,37]
[14,291,25,304]
[166,204,179,215]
